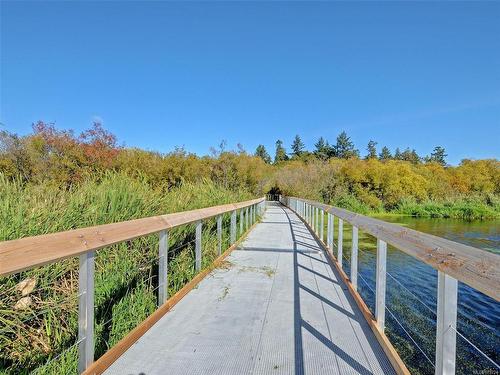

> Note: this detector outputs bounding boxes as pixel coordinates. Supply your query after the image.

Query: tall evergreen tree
[394,147,402,160]
[429,146,447,166]
[365,140,378,159]
[314,137,332,160]
[291,135,305,157]
[401,147,421,164]
[379,146,392,161]
[274,140,288,164]
[255,144,271,164]
[334,131,359,159]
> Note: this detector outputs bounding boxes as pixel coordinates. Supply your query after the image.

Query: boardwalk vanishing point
[105,202,395,375]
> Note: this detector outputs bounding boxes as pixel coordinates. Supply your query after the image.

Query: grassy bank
[0,173,254,374]
[327,193,499,220]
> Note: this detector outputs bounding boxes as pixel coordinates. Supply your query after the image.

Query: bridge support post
[375,239,387,331]
[230,210,236,243]
[217,215,222,256]
[351,226,358,291]
[435,271,458,375]
[78,250,95,373]
[195,220,202,271]
[158,230,169,305]
[338,219,343,268]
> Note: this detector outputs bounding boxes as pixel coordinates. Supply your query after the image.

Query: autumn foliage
[1,122,498,218]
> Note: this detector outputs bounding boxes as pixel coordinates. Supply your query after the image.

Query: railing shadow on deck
[274,205,385,375]
[280,196,500,375]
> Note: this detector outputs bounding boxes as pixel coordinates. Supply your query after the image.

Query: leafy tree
[314,137,333,160]
[334,131,359,159]
[291,135,305,157]
[365,140,378,159]
[428,146,447,166]
[255,144,271,164]
[274,140,288,164]
[379,146,392,161]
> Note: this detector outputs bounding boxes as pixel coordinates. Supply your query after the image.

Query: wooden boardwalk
[104,202,395,375]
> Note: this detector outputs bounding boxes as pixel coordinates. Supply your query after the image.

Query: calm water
[339,217,499,375]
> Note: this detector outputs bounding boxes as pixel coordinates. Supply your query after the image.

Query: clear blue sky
[1,1,499,164]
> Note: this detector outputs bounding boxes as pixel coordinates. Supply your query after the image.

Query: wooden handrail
[286,197,500,302]
[0,197,265,277]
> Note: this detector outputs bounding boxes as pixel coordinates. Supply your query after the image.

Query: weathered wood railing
[0,197,265,373]
[281,196,500,375]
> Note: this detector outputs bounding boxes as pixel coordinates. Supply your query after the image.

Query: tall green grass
[326,192,499,220]
[0,172,253,374]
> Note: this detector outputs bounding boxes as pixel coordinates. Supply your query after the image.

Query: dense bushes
[271,158,499,218]
[1,122,499,218]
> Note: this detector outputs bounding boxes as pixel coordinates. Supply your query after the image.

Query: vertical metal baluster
[351,226,358,290]
[338,218,343,267]
[195,220,202,271]
[375,239,387,330]
[217,215,222,256]
[78,251,95,373]
[230,210,237,244]
[332,215,335,251]
[245,207,249,229]
[327,213,332,250]
[435,271,458,375]
[158,230,169,305]
[240,209,244,235]
[320,209,324,242]
[316,207,320,234]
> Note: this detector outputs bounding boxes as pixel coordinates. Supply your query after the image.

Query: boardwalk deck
[104,202,396,375]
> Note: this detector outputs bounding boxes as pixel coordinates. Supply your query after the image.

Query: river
[338,217,499,375]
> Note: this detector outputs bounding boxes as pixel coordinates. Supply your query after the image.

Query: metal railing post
[78,251,95,373]
[230,210,236,243]
[338,218,343,267]
[375,239,387,330]
[320,209,324,242]
[158,230,169,305]
[312,206,316,232]
[435,271,458,375]
[217,215,222,256]
[327,213,332,250]
[195,220,202,271]
[316,207,319,234]
[240,209,244,235]
[351,226,358,290]
[245,207,249,229]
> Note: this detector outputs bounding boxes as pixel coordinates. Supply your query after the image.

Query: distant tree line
[255,131,448,166]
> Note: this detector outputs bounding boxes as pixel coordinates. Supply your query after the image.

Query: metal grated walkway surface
[104,202,396,375]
